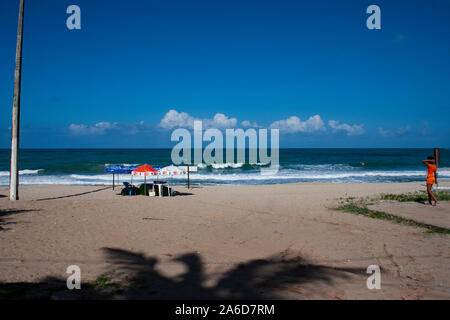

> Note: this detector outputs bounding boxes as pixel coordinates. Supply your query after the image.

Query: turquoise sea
[0,148,449,186]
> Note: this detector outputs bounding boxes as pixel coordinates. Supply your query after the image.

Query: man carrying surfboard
[422,156,438,206]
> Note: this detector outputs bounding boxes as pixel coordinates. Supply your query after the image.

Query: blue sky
[0,0,449,148]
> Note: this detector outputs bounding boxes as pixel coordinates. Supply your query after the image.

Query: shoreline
[0,180,439,187]
[0,181,433,201]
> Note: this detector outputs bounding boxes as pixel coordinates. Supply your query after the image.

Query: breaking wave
[0,169,43,177]
[1,169,448,186]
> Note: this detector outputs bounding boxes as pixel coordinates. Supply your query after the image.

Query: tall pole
[187,165,190,189]
[10,0,25,201]
[434,148,440,187]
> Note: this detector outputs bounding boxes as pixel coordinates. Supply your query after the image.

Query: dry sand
[0,182,449,299]
[369,201,450,229]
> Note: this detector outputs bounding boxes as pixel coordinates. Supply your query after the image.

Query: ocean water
[0,148,449,186]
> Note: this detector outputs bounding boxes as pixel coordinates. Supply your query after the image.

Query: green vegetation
[88,275,122,289]
[93,276,112,287]
[333,192,450,235]
[335,203,450,234]
[379,191,450,203]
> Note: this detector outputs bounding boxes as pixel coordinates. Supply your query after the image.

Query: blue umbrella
[103,165,138,189]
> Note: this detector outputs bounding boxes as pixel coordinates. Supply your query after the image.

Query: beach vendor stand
[159,165,186,185]
[157,165,187,196]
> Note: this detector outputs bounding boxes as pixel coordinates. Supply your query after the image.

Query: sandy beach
[0,182,449,299]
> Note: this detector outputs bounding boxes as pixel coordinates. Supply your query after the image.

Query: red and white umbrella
[132,164,158,176]
[158,165,186,185]
[159,165,186,176]
[131,165,158,195]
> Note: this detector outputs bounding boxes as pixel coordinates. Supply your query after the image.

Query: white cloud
[69,112,368,140]
[396,126,411,135]
[159,110,196,129]
[207,113,237,128]
[159,109,238,129]
[378,126,411,137]
[69,124,87,134]
[94,121,116,130]
[125,120,149,135]
[241,120,258,127]
[378,127,391,137]
[69,122,118,135]
[328,120,364,136]
[270,115,326,133]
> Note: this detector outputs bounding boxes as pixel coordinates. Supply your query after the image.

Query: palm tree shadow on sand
[0,208,37,231]
[0,247,366,299]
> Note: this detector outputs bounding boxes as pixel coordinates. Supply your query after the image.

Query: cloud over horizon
[69,110,368,139]
[328,120,365,136]
[69,122,118,135]
[158,109,250,130]
[378,125,415,138]
[270,115,326,133]
[68,121,148,136]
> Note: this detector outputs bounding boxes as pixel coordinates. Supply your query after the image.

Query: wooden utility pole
[10,0,25,201]
[187,165,190,189]
[434,148,440,186]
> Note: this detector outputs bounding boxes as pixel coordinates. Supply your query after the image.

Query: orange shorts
[427,177,435,185]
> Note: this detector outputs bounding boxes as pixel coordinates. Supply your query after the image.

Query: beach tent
[159,165,186,176]
[158,165,187,185]
[152,165,162,180]
[103,165,137,190]
[131,164,158,195]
